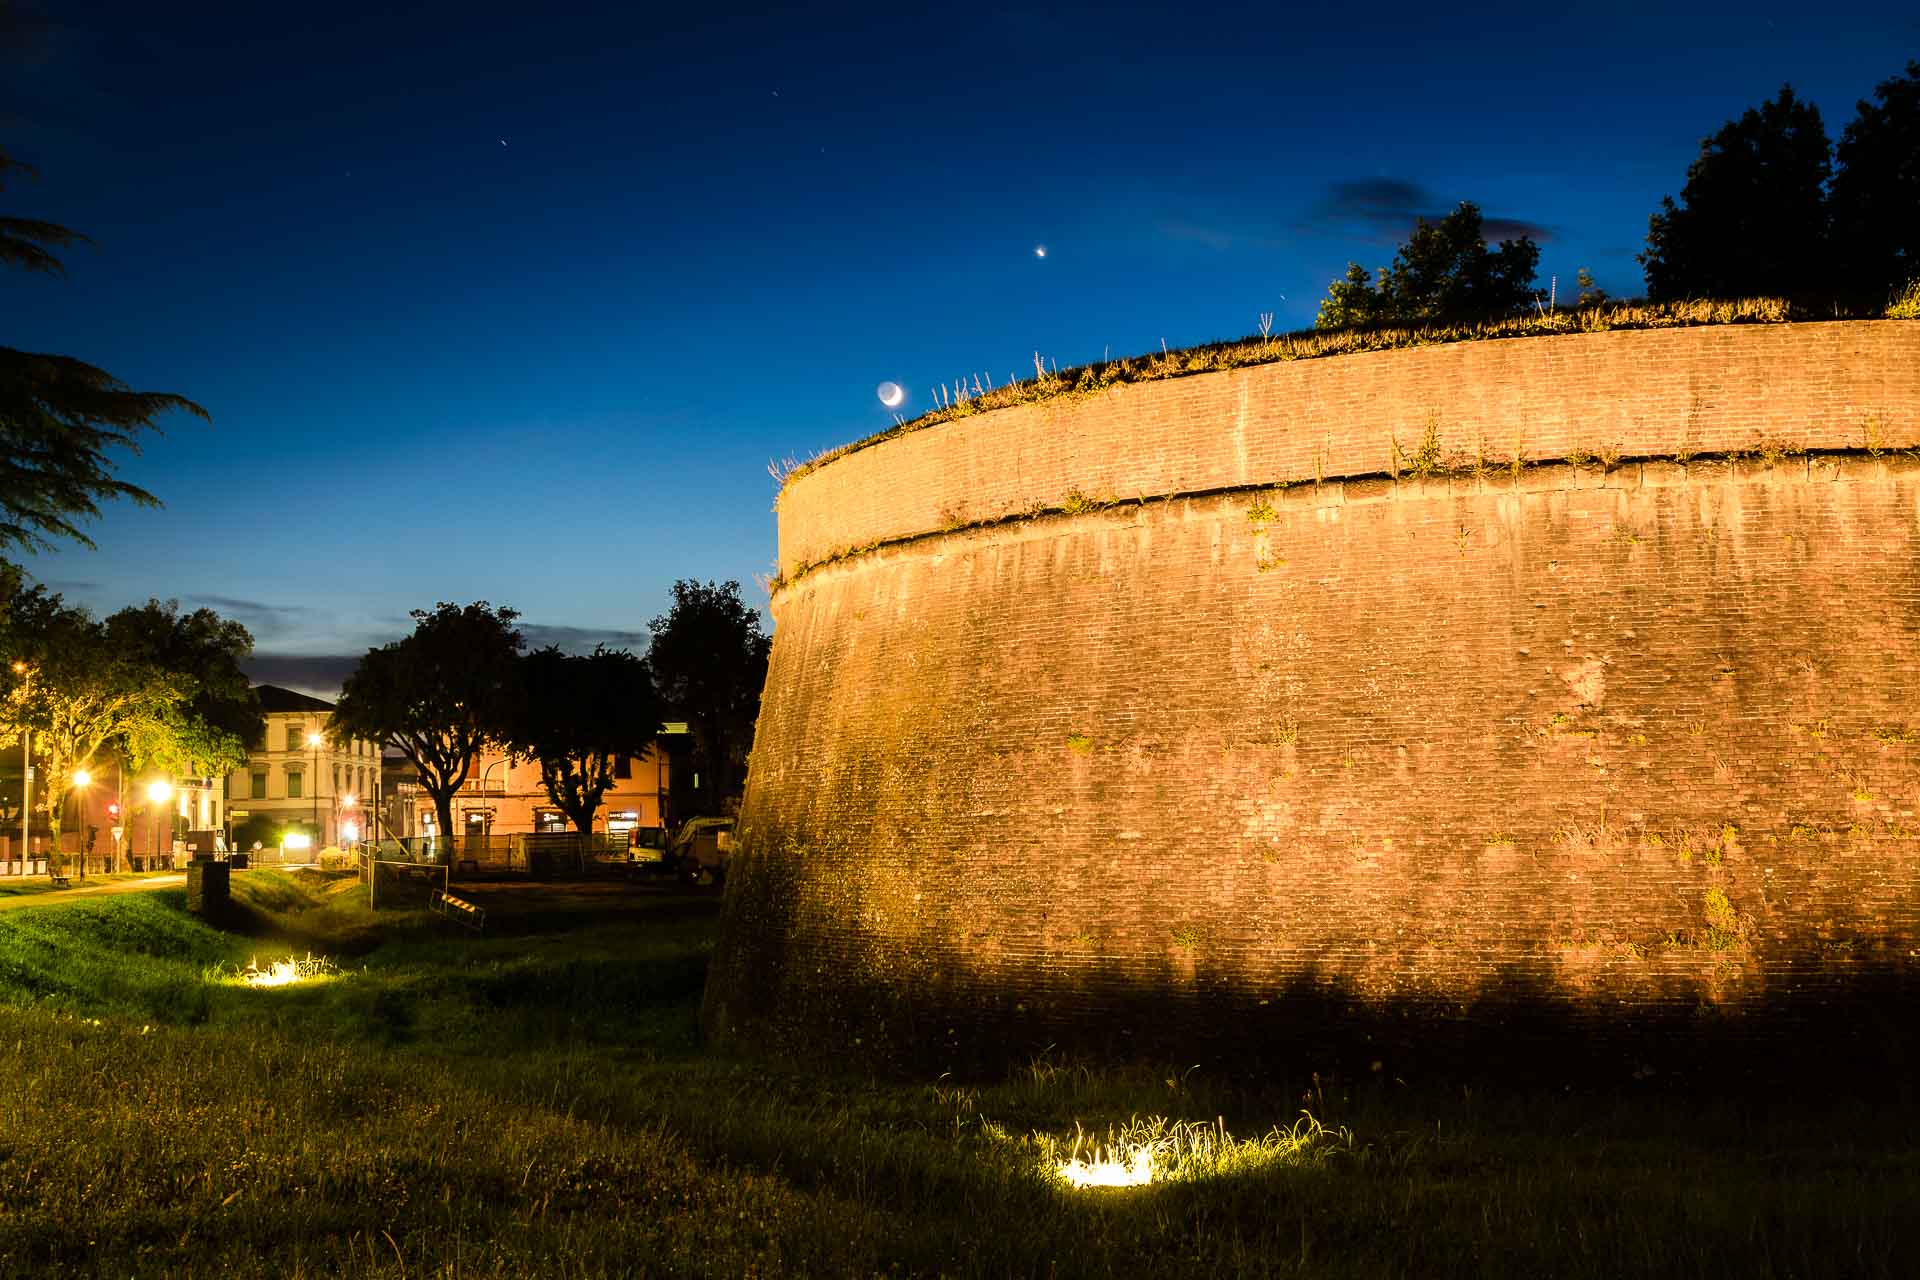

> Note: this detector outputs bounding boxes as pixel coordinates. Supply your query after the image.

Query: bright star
[1034,245,1047,259]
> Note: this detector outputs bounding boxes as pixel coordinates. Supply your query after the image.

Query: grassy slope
[0,872,1913,1278]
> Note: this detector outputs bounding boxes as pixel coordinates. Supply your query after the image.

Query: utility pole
[12,661,30,877]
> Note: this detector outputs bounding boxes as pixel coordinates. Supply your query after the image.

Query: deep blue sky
[4,1,1913,695]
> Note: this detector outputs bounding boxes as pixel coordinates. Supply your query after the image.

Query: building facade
[437,743,673,845]
[225,685,381,851]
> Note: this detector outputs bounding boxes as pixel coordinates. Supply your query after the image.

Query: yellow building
[226,685,381,850]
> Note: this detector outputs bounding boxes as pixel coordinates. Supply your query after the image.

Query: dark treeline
[1321,59,1920,327]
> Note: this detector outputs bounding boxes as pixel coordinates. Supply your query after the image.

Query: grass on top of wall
[775,294,1903,493]
[2,875,1919,1277]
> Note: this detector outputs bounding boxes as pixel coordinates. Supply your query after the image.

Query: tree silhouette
[333,603,524,853]
[1830,61,1920,306]
[648,581,769,818]
[1640,86,1832,301]
[504,646,663,836]
[1316,203,1539,329]
[1,146,206,560]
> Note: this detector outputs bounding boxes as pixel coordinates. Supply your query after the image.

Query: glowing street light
[69,768,93,878]
[146,779,173,865]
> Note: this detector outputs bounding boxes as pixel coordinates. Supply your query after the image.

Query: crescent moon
[877,381,905,409]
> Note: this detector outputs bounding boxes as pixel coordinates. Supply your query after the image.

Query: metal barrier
[361,832,632,881]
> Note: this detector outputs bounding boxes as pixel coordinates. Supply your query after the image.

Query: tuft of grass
[1888,278,1920,320]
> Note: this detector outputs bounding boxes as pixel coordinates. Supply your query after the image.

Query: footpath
[0,873,187,912]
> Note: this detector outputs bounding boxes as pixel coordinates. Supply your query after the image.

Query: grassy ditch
[0,872,1914,1277]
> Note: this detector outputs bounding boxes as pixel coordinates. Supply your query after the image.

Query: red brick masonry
[708,322,1920,1076]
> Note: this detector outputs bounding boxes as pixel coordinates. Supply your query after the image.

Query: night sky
[4,1,1912,695]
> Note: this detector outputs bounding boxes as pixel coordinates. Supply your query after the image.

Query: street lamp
[306,732,323,846]
[71,768,92,877]
[11,660,30,877]
[340,792,357,850]
[146,779,173,866]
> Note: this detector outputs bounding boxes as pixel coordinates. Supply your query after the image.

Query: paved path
[0,874,187,912]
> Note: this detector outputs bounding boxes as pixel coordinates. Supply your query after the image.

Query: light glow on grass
[1042,1113,1351,1191]
[1057,1144,1155,1188]
[239,953,338,989]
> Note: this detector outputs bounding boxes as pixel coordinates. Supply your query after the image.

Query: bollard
[187,860,230,918]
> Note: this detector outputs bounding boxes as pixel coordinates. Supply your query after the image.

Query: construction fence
[360,831,635,881]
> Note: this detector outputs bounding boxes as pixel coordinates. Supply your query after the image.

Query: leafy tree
[1830,60,1920,306]
[648,580,770,817]
[1,145,206,561]
[1640,86,1832,301]
[1575,267,1609,307]
[3,592,191,868]
[103,599,262,778]
[0,147,85,275]
[1315,263,1391,329]
[1315,203,1540,329]
[332,602,524,854]
[504,646,663,836]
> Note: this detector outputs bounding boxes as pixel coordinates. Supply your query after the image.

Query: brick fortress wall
[707,322,1920,1080]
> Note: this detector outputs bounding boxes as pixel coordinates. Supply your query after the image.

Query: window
[286,771,303,799]
[251,771,267,800]
[614,754,632,779]
[285,722,304,752]
[333,765,340,794]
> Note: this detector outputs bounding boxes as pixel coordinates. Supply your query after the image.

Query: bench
[49,875,71,889]
[431,890,486,933]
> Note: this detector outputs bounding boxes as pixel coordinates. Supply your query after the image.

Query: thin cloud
[1156,218,1288,252]
[520,623,651,654]
[242,653,361,701]
[185,594,319,639]
[1303,178,1552,244]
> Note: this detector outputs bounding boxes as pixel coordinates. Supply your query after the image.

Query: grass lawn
[0,871,1913,1277]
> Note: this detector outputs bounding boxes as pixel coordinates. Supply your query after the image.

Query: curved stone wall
[708,322,1920,1077]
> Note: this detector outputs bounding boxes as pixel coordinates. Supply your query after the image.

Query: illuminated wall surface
[705,322,1920,1076]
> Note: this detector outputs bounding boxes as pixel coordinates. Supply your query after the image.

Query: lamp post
[340,792,357,850]
[146,779,173,867]
[306,732,323,846]
[11,661,29,877]
[70,768,91,878]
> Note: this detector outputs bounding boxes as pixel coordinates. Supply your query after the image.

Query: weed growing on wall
[1702,888,1745,951]
[1392,418,1446,480]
